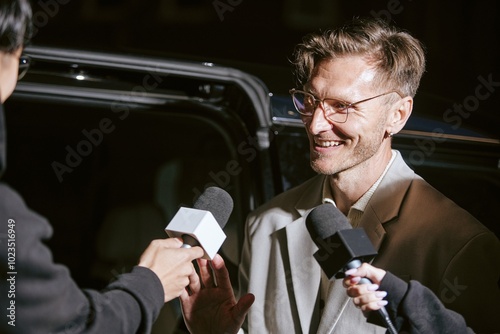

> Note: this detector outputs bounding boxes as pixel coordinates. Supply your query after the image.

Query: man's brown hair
[292,17,426,98]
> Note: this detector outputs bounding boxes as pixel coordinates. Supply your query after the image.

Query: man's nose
[306,104,332,134]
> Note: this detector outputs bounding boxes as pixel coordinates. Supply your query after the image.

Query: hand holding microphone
[343,263,389,315]
[138,238,203,303]
[165,186,233,259]
[306,203,397,334]
[139,187,232,303]
[343,260,474,333]
[161,187,255,334]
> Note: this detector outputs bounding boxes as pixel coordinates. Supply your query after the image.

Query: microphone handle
[346,260,398,334]
[180,234,201,295]
[181,234,199,248]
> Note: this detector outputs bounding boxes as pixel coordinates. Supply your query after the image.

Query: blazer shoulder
[403,175,493,238]
[252,174,324,214]
[246,174,324,231]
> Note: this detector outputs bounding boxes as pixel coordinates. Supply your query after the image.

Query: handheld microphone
[165,187,233,260]
[306,203,397,334]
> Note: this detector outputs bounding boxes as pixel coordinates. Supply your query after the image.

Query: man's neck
[328,149,393,215]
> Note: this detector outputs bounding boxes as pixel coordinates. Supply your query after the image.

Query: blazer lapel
[285,174,325,333]
[315,278,351,334]
[360,151,414,249]
[286,217,321,333]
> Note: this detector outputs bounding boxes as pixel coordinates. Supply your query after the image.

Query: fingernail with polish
[345,269,356,276]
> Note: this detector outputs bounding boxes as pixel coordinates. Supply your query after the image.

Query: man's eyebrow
[306,88,351,103]
[304,87,323,97]
[307,89,318,96]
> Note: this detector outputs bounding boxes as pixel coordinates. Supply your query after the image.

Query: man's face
[302,56,396,176]
[0,48,22,103]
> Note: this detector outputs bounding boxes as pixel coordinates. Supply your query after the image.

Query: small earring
[389,132,394,137]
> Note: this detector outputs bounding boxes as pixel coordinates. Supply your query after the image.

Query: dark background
[29,0,499,136]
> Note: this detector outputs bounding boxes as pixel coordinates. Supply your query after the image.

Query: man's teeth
[315,139,342,147]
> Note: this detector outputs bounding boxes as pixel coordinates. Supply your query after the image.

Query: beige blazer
[239,151,500,334]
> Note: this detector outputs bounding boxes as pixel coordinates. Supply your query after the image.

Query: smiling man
[238,18,500,334]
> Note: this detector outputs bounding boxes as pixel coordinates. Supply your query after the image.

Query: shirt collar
[321,150,396,225]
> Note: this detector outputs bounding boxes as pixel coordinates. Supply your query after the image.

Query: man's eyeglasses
[289,89,404,123]
[18,54,31,81]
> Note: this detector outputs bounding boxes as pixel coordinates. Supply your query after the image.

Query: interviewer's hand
[344,263,388,316]
[180,254,255,334]
[138,238,204,303]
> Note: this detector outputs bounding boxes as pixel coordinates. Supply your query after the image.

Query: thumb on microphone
[138,237,204,302]
[344,263,389,314]
[345,262,387,285]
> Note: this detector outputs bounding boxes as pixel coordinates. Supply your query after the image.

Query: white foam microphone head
[165,187,233,259]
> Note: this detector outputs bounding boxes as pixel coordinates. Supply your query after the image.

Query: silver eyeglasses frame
[289,88,404,123]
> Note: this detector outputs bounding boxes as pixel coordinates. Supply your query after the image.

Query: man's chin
[310,160,338,175]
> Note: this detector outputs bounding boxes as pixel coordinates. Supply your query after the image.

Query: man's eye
[304,96,315,106]
[328,100,349,110]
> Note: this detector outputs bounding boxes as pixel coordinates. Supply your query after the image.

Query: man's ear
[387,96,413,135]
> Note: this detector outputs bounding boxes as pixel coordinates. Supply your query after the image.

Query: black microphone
[306,203,397,334]
[165,186,233,259]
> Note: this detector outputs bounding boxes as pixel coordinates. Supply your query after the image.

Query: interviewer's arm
[344,263,473,334]
[0,185,203,334]
[138,238,203,302]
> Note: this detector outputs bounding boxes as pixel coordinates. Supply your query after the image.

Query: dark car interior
[4,57,269,331]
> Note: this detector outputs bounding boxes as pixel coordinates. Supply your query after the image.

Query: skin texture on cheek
[309,117,387,176]
[0,49,21,103]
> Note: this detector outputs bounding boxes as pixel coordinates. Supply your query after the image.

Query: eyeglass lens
[292,92,348,123]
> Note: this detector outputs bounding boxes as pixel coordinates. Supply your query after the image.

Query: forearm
[369,272,472,334]
[81,266,165,333]
[0,185,164,333]
[437,231,500,333]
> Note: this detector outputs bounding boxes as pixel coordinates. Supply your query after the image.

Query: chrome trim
[271,117,500,145]
[397,129,500,145]
[24,45,273,149]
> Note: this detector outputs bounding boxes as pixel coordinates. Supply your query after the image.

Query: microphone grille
[193,187,233,229]
[306,203,351,243]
